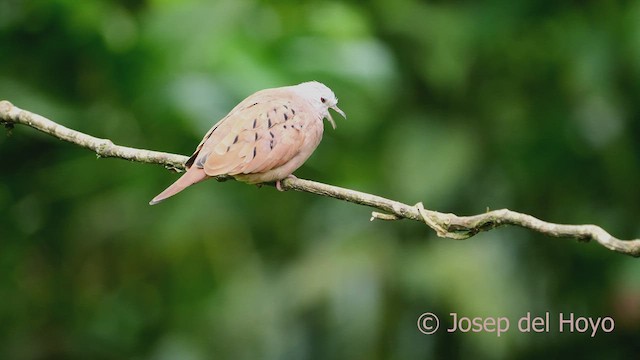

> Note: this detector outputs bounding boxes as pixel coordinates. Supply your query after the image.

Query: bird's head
[293,81,346,129]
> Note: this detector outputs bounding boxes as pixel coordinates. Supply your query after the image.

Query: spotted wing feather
[190,96,309,178]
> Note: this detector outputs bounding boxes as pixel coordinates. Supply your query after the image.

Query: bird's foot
[276,175,298,192]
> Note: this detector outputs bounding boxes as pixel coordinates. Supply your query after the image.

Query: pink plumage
[149,81,345,205]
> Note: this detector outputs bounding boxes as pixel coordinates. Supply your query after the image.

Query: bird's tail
[149,168,208,205]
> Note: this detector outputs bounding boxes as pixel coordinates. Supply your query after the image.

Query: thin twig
[2,100,639,257]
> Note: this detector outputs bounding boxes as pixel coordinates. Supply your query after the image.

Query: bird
[149,81,345,205]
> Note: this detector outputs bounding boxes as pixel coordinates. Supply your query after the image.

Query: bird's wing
[190,93,314,177]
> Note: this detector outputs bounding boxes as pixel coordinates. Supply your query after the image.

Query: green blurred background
[1,0,639,359]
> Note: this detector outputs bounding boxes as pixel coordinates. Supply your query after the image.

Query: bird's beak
[326,105,346,130]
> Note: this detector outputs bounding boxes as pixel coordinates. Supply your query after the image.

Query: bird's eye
[320,97,326,103]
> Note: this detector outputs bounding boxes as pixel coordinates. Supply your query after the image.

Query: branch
[2,100,639,257]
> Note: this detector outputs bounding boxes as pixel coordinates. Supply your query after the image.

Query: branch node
[415,203,472,240]
[415,202,445,237]
[97,139,114,153]
[370,211,400,221]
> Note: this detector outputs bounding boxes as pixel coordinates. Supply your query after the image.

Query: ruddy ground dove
[149,81,345,205]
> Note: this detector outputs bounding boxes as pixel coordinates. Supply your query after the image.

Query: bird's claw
[276,175,298,192]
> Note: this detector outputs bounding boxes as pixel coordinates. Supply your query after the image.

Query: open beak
[326,105,346,130]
